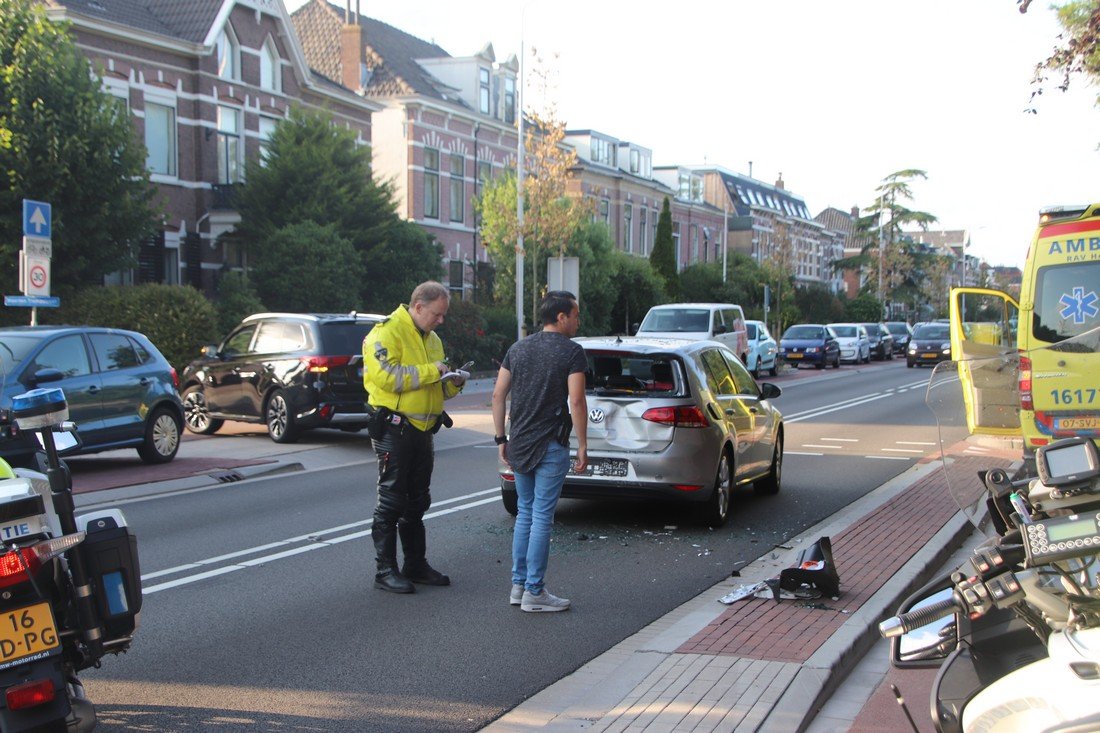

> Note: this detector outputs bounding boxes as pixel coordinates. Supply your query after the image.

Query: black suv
[179,312,384,443]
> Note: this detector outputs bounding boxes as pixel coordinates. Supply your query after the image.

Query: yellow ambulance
[949,204,1100,458]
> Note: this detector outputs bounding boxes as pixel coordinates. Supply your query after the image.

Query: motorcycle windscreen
[926,326,1100,535]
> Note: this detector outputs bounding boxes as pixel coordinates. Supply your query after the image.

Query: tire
[137,406,181,464]
[907,360,915,368]
[266,389,300,443]
[698,451,732,528]
[814,360,824,370]
[502,487,518,516]
[768,361,778,378]
[755,435,783,495]
[181,385,223,435]
[751,362,760,379]
[831,353,840,368]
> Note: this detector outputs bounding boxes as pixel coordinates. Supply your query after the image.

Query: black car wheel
[137,407,181,464]
[266,389,300,443]
[501,487,518,516]
[181,385,223,435]
[754,435,783,495]
[698,451,731,528]
[768,361,778,377]
[907,359,915,368]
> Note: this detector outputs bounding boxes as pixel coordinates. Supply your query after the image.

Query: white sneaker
[521,589,571,613]
[509,584,524,606]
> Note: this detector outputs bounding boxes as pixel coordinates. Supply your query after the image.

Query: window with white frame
[624,204,633,253]
[449,154,464,223]
[260,38,281,92]
[691,224,699,262]
[639,207,648,255]
[599,199,610,226]
[258,116,279,165]
[673,222,682,270]
[503,77,515,123]
[144,101,176,176]
[216,27,239,81]
[590,137,616,167]
[678,173,690,200]
[479,68,490,114]
[424,148,440,219]
[216,105,241,184]
[477,161,491,186]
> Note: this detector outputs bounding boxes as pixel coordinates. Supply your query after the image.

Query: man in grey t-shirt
[492,291,588,612]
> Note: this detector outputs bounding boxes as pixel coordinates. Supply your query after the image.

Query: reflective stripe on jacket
[363,304,460,431]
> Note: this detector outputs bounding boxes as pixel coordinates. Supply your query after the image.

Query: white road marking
[142,488,499,593]
[801,444,844,450]
[819,438,859,442]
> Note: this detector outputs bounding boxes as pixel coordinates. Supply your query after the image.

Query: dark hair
[539,290,577,325]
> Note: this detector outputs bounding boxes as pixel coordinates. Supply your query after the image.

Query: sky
[284,0,1100,270]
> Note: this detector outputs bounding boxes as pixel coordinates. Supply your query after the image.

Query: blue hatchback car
[779,324,841,369]
[0,326,184,469]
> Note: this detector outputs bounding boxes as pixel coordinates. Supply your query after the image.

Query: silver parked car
[827,323,871,364]
[498,337,784,527]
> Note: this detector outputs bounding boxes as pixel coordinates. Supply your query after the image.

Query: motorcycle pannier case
[77,509,142,642]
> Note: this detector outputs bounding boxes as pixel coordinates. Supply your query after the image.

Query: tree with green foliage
[0,0,156,303]
[1021,0,1100,109]
[794,282,846,323]
[844,293,884,322]
[679,254,769,316]
[251,221,361,312]
[834,169,937,318]
[650,197,679,299]
[231,106,440,313]
[213,271,265,336]
[608,252,665,335]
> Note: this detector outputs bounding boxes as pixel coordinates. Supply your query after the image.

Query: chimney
[775,172,784,190]
[850,205,860,218]
[340,1,364,92]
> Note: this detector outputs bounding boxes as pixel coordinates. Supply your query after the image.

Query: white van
[635,303,750,363]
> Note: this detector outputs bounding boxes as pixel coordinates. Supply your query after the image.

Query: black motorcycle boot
[399,522,450,586]
[373,523,415,594]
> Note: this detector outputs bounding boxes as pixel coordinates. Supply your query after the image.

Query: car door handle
[725,408,736,416]
[139,377,150,385]
[86,385,99,394]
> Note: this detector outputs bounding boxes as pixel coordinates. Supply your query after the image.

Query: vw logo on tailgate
[588,408,605,424]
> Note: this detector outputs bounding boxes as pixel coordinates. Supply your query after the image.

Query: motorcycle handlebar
[879,598,958,639]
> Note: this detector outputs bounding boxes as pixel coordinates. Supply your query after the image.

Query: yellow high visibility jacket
[363,304,461,431]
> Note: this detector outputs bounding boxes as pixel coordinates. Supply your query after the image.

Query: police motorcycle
[879,326,1100,733]
[0,383,141,732]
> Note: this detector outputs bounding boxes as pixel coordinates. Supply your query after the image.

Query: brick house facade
[45,0,380,296]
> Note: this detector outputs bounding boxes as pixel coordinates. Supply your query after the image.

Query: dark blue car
[780,324,841,369]
[0,326,184,468]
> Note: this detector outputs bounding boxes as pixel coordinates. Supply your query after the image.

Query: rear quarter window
[1032,261,1100,343]
[319,322,378,354]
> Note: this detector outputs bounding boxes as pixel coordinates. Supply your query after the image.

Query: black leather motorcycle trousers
[371,420,434,572]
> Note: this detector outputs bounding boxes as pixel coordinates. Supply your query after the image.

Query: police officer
[363,281,466,593]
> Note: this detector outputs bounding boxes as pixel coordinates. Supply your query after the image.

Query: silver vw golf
[499,337,784,527]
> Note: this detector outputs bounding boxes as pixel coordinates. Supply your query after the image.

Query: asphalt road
[67,359,936,732]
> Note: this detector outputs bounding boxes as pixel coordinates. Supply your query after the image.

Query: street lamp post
[514,26,525,342]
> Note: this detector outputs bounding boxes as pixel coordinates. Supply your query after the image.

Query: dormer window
[479,68,490,114]
[260,37,280,92]
[216,27,239,81]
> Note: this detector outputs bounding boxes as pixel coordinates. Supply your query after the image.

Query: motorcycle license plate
[0,602,60,668]
[570,458,628,477]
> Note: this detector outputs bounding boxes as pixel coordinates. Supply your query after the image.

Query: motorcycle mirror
[890,587,959,668]
[34,421,82,455]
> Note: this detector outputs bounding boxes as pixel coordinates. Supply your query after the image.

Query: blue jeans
[511,441,570,595]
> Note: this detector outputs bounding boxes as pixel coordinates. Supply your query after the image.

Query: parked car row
[776,321,916,369]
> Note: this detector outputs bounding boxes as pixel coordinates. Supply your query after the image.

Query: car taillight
[301,356,352,373]
[641,406,709,428]
[500,470,515,481]
[170,367,179,390]
[0,534,85,590]
[1019,354,1033,411]
[5,679,55,710]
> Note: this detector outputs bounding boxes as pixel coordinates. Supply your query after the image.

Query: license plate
[922,353,937,359]
[787,353,802,360]
[569,458,628,477]
[1055,416,1100,430]
[0,602,60,668]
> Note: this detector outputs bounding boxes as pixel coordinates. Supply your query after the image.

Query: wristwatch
[494,435,508,445]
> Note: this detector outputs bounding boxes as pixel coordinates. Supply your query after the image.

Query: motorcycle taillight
[5,679,55,710]
[0,534,85,590]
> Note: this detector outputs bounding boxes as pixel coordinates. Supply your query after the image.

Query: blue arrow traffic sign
[22,200,51,239]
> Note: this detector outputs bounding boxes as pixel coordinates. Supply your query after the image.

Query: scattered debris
[774,543,793,550]
[577,533,589,541]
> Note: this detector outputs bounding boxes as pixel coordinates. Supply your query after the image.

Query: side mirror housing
[759,382,781,400]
